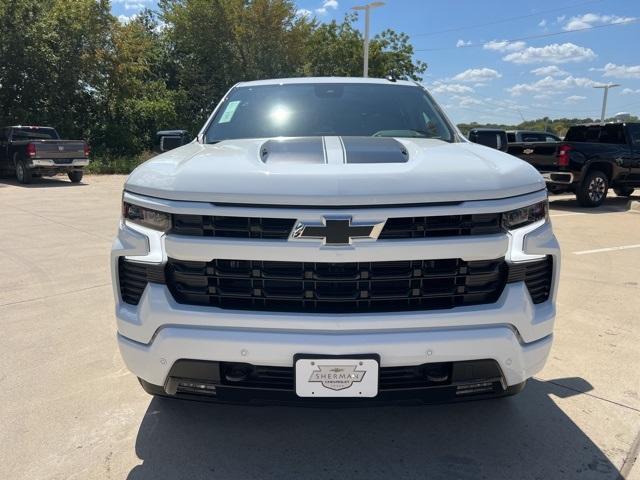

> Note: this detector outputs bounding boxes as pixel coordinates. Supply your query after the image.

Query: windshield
[12,127,59,140]
[205,83,454,143]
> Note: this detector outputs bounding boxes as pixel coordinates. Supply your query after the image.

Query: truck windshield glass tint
[11,128,58,140]
[205,84,454,143]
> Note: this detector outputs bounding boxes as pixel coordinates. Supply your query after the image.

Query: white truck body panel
[111,77,559,403]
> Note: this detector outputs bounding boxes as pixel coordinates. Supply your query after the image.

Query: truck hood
[125,137,545,205]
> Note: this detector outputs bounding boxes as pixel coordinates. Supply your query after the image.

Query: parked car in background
[467,128,508,152]
[469,123,640,207]
[0,126,89,184]
[506,130,561,143]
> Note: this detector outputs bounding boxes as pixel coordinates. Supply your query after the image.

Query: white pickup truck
[111,77,559,405]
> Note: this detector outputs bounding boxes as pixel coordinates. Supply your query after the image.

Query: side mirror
[154,130,191,153]
[468,130,509,152]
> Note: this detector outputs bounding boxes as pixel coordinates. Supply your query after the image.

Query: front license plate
[295,356,379,398]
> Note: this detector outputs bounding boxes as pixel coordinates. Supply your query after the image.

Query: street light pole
[593,84,620,124]
[352,2,385,78]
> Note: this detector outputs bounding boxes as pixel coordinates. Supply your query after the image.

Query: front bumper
[112,189,560,400]
[29,158,89,167]
[117,282,553,389]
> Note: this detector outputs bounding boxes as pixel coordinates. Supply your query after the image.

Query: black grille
[169,213,504,239]
[171,215,296,239]
[379,213,503,239]
[165,258,507,313]
[118,258,165,305]
[168,360,503,395]
[506,256,553,304]
[218,363,456,391]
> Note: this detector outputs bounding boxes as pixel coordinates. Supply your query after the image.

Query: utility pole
[352,2,385,77]
[593,84,620,124]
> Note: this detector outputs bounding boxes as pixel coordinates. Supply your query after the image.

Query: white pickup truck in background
[111,77,559,405]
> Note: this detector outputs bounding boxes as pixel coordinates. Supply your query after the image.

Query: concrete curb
[629,200,640,212]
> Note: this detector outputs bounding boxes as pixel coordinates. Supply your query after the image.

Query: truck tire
[68,170,83,183]
[613,187,635,197]
[577,170,608,207]
[15,159,33,184]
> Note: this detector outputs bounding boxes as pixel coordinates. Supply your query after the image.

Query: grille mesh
[170,213,504,239]
[165,258,508,313]
[217,363,459,391]
[506,256,553,304]
[118,258,165,305]
[172,215,296,239]
[379,213,503,239]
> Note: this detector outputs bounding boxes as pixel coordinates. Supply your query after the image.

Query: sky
[111,0,640,125]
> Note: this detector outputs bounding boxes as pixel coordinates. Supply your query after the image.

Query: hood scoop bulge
[260,136,409,165]
[260,137,326,165]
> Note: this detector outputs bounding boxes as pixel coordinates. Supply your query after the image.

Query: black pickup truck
[470,123,640,207]
[0,126,89,184]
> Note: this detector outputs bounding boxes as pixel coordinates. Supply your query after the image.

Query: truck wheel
[68,170,83,183]
[613,187,635,197]
[15,159,33,184]
[577,170,608,207]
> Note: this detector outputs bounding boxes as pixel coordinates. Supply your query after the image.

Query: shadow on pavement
[549,193,638,214]
[128,378,620,480]
[0,177,85,188]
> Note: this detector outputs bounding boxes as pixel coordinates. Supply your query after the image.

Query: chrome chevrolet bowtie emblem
[292,217,385,245]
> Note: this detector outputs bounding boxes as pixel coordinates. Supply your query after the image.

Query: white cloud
[456,39,472,48]
[563,13,636,31]
[117,14,134,24]
[316,0,338,15]
[556,15,566,23]
[112,0,154,11]
[530,66,569,77]
[451,95,484,107]
[452,68,501,83]
[538,19,547,27]
[591,63,640,79]
[621,88,640,95]
[508,75,596,96]
[503,43,596,64]
[296,8,312,18]
[430,82,474,94]
[565,95,587,103]
[483,40,526,52]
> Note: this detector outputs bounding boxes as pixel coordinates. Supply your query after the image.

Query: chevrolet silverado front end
[111,78,559,404]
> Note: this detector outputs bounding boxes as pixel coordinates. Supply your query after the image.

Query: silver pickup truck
[0,126,89,184]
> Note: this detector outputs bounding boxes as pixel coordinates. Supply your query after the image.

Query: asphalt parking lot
[0,175,639,480]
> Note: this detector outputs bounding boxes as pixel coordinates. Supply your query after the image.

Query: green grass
[85,151,155,174]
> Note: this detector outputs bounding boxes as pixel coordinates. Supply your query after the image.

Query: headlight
[123,203,171,232]
[502,200,548,230]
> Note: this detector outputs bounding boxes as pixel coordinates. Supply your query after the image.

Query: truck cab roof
[234,76,418,88]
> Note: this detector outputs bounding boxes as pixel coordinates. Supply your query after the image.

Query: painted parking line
[550,212,585,218]
[573,244,640,255]
[550,211,633,218]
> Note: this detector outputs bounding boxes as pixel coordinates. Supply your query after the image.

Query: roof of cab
[235,76,418,88]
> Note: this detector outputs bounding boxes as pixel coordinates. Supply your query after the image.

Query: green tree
[0,0,112,137]
[301,13,427,81]
[159,0,314,132]
[97,10,179,155]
